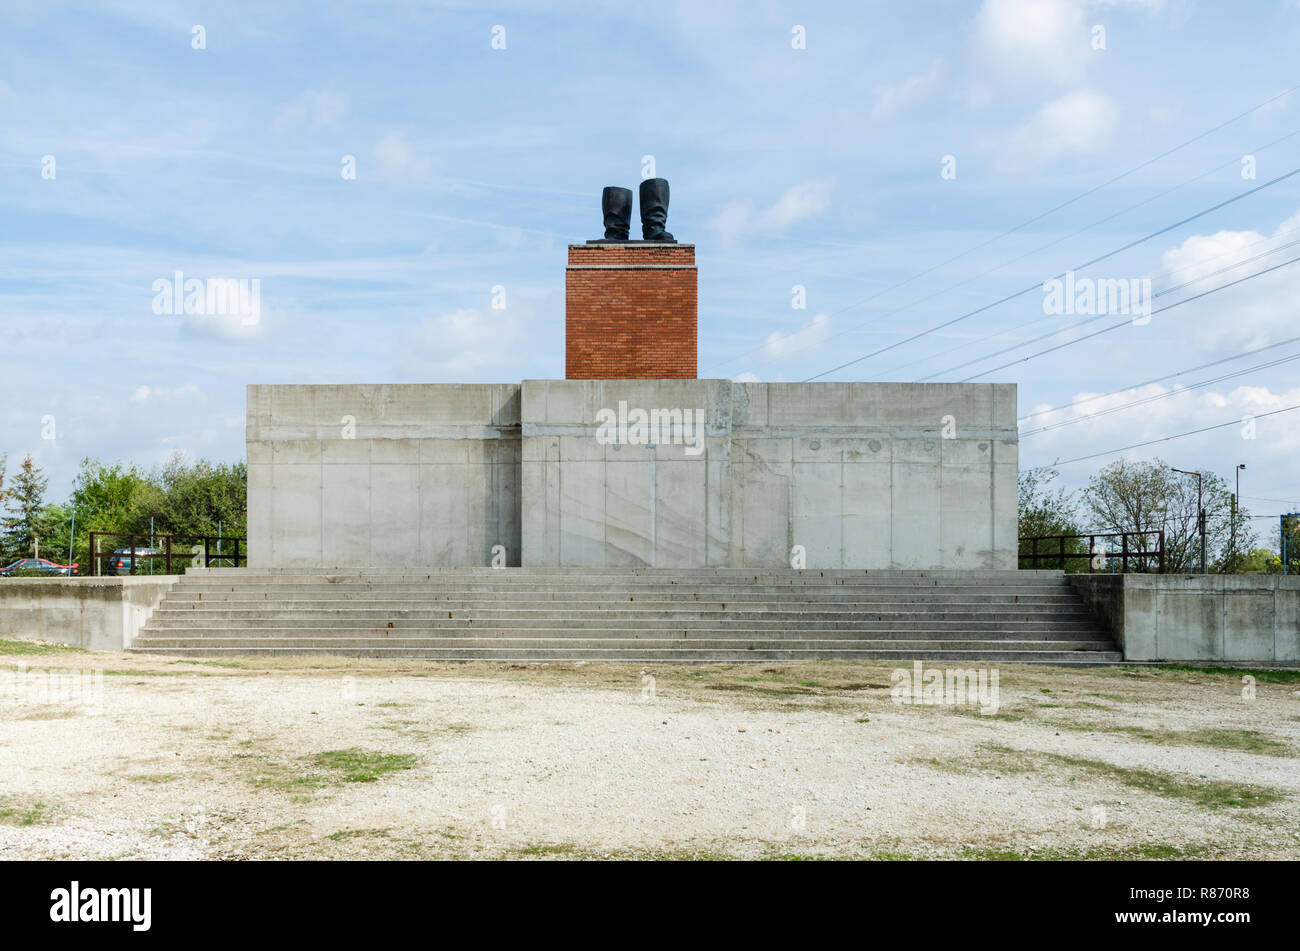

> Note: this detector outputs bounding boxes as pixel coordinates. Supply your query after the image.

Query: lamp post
[1233,464,1245,569]
[1171,467,1205,574]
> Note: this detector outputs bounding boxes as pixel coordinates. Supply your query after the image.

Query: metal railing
[1019,529,1164,573]
[88,532,246,576]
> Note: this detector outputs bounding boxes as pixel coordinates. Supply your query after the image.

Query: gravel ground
[1,646,1298,860]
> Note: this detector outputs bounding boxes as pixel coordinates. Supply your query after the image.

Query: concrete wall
[0,577,178,650]
[1070,574,1300,663]
[520,380,1017,569]
[249,380,1016,570]
[247,384,522,568]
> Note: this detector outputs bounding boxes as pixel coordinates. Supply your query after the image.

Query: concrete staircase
[129,568,1121,664]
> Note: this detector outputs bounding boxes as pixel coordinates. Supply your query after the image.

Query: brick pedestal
[565,242,697,379]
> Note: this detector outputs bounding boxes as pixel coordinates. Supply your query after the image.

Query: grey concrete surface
[247,384,522,569]
[0,577,179,650]
[522,380,1018,569]
[1070,573,1300,663]
[248,380,1017,570]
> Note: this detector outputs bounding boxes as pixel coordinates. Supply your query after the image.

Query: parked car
[106,547,164,575]
[0,558,80,576]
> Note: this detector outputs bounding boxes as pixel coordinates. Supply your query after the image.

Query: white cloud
[371,133,435,183]
[130,383,200,402]
[708,180,835,246]
[1005,90,1116,165]
[272,90,348,131]
[974,0,1090,85]
[407,306,524,376]
[872,59,945,121]
[762,312,832,362]
[1157,208,1300,350]
[1023,382,1300,483]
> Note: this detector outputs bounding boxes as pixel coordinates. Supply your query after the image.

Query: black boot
[601,186,633,241]
[639,177,675,242]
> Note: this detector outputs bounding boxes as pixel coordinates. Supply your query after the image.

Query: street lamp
[1233,464,1246,568]
[1171,467,1206,574]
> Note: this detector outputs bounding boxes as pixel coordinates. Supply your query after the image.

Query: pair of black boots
[601,178,675,242]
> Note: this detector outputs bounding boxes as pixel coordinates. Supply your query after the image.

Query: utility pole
[1171,467,1206,574]
[1233,464,1245,569]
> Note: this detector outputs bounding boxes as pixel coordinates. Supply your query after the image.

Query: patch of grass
[1156,665,1300,685]
[1041,752,1285,809]
[1048,720,1294,757]
[308,749,419,783]
[913,745,1038,776]
[0,797,55,826]
[326,828,391,841]
[957,842,1213,861]
[244,747,418,794]
[0,638,86,655]
[126,773,179,784]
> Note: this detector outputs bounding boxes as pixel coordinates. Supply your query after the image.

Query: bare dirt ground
[1,640,1297,860]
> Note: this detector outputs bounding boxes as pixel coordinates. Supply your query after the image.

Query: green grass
[246,748,419,794]
[309,749,419,782]
[1040,751,1285,809]
[1131,665,1300,685]
[1042,720,1294,757]
[958,842,1213,861]
[0,638,86,656]
[0,797,55,826]
[326,828,391,842]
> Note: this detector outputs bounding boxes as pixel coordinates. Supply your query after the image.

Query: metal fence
[87,532,247,576]
[1019,530,1164,573]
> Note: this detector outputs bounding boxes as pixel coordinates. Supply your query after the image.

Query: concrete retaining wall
[0,577,179,650]
[1070,574,1300,663]
[521,379,1017,568]
[249,380,1017,570]
[247,384,522,569]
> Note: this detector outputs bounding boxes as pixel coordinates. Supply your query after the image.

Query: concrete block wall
[521,379,1018,569]
[565,243,697,379]
[249,380,1016,570]
[1070,574,1300,663]
[247,384,522,569]
[0,577,179,651]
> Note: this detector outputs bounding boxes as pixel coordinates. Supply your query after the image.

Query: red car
[0,558,80,576]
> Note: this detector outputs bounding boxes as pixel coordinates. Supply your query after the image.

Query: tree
[2,454,48,561]
[1080,458,1253,573]
[1018,468,1086,569]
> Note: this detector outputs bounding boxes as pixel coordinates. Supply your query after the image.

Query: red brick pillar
[565,243,697,379]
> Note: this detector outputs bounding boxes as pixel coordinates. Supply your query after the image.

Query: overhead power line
[707,86,1300,378]
[804,166,1300,382]
[921,234,1300,381]
[960,251,1300,381]
[1025,402,1300,469]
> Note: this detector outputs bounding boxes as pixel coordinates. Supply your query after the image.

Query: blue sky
[4,0,1300,525]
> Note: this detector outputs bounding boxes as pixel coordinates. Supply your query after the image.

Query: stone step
[166,584,1078,600]
[131,636,1117,651]
[191,567,1068,581]
[135,625,1107,641]
[129,645,1124,664]
[147,606,1096,623]
[142,617,1102,633]
[131,568,1119,664]
[157,589,1081,605]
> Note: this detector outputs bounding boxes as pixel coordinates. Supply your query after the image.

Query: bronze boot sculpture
[638,177,675,242]
[601,186,633,241]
